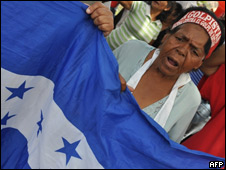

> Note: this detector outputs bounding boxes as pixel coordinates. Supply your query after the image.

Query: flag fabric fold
[1,1,225,169]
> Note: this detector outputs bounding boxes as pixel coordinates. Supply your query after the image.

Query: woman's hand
[86,2,114,37]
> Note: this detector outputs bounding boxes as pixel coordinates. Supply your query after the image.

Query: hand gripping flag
[1,1,225,169]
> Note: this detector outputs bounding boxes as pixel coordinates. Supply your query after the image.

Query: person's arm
[168,86,202,143]
[118,1,133,10]
[200,44,225,76]
[86,2,114,37]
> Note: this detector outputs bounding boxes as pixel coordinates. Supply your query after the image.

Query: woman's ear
[164,6,171,11]
[193,60,204,70]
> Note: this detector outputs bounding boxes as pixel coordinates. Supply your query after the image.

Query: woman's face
[156,23,209,79]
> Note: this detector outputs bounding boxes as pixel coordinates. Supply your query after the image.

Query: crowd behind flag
[1,1,225,169]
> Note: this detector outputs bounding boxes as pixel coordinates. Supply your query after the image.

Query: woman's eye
[176,37,182,41]
[193,50,199,57]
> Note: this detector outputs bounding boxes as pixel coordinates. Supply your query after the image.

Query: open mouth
[167,57,179,67]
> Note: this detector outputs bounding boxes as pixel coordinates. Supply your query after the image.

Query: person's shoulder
[183,81,202,105]
[113,40,155,62]
[123,40,155,51]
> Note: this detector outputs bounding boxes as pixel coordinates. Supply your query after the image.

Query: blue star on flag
[5,81,33,101]
[56,138,82,165]
[37,110,44,137]
[1,112,16,125]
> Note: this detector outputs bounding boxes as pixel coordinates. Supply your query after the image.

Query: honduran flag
[1,1,225,169]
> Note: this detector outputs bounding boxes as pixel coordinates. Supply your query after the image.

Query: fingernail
[86,8,91,14]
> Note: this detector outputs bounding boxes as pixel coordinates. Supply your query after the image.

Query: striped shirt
[107,1,162,50]
[190,69,204,86]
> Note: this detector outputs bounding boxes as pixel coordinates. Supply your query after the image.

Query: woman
[107,1,175,50]
[116,7,225,143]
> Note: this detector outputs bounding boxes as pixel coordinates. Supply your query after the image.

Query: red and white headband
[172,11,222,59]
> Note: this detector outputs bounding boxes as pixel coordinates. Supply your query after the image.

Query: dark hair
[170,6,225,57]
[157,1,176,23]
[163,2,183,27]
[151,3,183,48]
[145,1,177,23]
